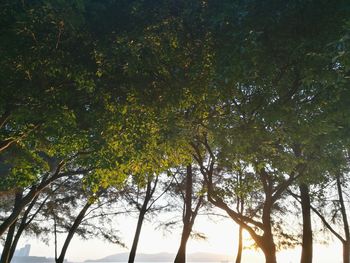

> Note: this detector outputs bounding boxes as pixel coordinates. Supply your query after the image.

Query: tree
[192,134,302,263]
[198,2,350,262]
[124,173,172,263]
[289,149,350,263]
[172,164,204,263]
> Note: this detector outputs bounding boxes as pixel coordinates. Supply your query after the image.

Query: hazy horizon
[4,212,343,263]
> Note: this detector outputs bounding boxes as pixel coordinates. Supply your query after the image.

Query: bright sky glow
[10,213,343,263]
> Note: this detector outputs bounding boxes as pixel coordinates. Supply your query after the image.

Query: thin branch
[288,190,345,242]
[0,110,11,129]
[146,176,175,212]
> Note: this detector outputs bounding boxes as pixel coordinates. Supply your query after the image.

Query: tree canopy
[1,1,350,263]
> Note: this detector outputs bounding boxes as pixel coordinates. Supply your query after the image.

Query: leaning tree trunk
[337,175,350,263]
[8,194,42,262]
[128,180,153,263]
[1,191,23,263]
[1,217,17,263]
[300,183,313,263]
[56,201,92,263]
[174,227,191,263]
[174,165,194,263]
[9,212,32,262]
[128,208,147,263]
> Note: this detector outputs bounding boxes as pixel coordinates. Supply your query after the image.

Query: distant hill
[11,256,56,262]
[86,252,232,262]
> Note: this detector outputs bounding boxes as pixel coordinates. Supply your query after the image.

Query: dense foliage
[1,1,350,263]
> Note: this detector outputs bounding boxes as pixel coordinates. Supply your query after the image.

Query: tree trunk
[128,180,154,263]
[1,217,17,263]
[235,226,243,263]
[174,227,191,263]
[54,214,58,262]
[261,196,277,263]
[56,201,92,263]
[343,241,350,263]
[9,194,42,262]
[263,250,277,263]
[337,175,350,263]
[0,191,34,237]
[235,195,244,263]
[300,183,312,263]
[174,165,193,263]
[8,223,25,262]
[1,192,23,263]
[261,235,277,263]
[128,209,146,263]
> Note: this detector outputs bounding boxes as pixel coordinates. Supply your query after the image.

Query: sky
[11,212,344,263]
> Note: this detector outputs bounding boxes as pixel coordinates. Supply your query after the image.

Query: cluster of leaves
[1,1,350,262]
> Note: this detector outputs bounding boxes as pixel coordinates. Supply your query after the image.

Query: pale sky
[10,213,343,263]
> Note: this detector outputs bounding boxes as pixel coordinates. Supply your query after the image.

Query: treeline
[1,1,350,263]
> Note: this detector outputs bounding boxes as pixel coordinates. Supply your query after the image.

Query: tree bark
[174,165,193,263]
[337,175,350,263]
[1,192,23,263]
[54,213,58,262]
[56,201,92,263]
[235,226,243,263]
[174,228,191,263]
[9,194,46,262]
[0,190,36,237]
[235,189,244,263]
[1,216,17,263]
[261,221,277,263]
[261,193,277,263]
[128,181,153,263]
[262,244,277,263]
[300,183,313,263]
[128,208,147,263]
[343,241,350,263]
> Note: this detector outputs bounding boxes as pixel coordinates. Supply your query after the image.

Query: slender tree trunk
[8,223,25,262]
[1,192,23,263]
[174,165,193,263]
[235,188,244,263]
[8,195,41,262]
[337,175,350,263]
[300,183,312,263]
[54,214,58,262]
[128,181,153,263]
[343,241,350,263]
[56,202,92,263]
[128,209,147,263]
[0,191,34,237]
[235,226,243,263]
[9,193,47,262]
[1,217,17,263]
